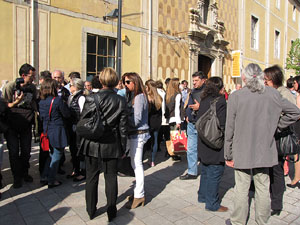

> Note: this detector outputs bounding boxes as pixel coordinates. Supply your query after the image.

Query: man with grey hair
[52,70,70,103]
[224,63,300,225]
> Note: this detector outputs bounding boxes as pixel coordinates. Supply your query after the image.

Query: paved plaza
[1,141,300,225]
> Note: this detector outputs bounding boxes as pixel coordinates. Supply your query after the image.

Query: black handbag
[76,94,105,141]
[276,126,300,163]
[195,97,224,150]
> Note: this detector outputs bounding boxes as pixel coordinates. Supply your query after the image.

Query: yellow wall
[244,0,266,63]
[50,12,141,78]
[288,2,298,28]
[51,0,141,28]
[0,1,14,81]
[270,0,285,19]
[269,15,285,65]
[121,29,141,75]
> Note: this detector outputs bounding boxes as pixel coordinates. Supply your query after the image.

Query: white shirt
[157,88,168,125]
[168,93,182,125]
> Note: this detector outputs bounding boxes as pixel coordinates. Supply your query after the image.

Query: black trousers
[270,156,285,211]
[69,130,80,174]
[5,126,32,178]
[158,125,170,152]
[85,156,118,218]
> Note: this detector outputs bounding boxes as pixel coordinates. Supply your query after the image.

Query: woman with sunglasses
[123,72,150,209]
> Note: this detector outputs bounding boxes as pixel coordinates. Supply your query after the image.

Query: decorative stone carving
[209,2,218,29]
[197,0,205,23]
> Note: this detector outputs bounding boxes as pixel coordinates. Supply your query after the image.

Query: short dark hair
[264,65,284,88]
[19,63,35,76]
[192,71,208,79]
[294,76,300,93]
[40,70,52,80]
[69,72,81,79]
[156,80,164,89]
[165,78,171,85]
[91,75,102,89]
[40,79,58,99]
[181,80,188,84]
[287,77,294,89]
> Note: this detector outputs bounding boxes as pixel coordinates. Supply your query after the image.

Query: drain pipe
[31,0,35,67]
[148,0,152,78]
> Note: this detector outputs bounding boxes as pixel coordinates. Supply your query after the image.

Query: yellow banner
[232,51,241,77]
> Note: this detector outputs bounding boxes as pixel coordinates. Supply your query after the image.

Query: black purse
[76,94,105,141]
[276,126,300,163]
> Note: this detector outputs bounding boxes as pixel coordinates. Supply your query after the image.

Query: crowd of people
[0,62,300,224]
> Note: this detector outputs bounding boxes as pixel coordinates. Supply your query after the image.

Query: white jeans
[129,133,149,198]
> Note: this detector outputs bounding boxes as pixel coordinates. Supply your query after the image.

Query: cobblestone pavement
[1,141,300,225]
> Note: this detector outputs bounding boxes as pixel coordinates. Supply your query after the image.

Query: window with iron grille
[251,16,259,50]
[86,34,116,81]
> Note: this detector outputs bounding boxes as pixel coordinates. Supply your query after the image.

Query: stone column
[189,44,198,81]
[197,0,205,23]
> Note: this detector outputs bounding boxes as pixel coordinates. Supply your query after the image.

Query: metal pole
[116,0,122,79]
[148,0,153,78]
[31,0,35,67]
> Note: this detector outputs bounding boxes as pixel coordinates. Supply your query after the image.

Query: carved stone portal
[188,0,229,78]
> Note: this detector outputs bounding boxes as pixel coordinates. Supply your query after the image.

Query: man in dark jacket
[180,71,207,180]
[3,63,37,188]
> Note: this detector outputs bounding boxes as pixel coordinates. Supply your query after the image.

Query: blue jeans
[151,130,159,163]
[42,147,63,184]
[198,163,225,211]
[187,122,198,176]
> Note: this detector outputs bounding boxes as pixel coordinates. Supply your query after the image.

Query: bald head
[52,70,64,86]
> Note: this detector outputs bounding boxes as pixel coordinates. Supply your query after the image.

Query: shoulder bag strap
[45,97,55,134]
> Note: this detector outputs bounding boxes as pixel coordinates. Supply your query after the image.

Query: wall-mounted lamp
[103,9,118,21]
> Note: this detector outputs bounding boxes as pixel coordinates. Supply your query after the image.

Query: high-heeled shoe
[287,182,300,188]
[126,197,145,209]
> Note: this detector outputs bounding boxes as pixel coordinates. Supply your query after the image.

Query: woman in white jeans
[123,72,150,209]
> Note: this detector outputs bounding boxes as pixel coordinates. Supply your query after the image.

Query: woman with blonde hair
[165,78,182,160]
[123,72,150,209]
[82,67,127,221]
[145,80,162,166]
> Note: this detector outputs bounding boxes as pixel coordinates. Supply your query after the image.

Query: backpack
[76,94,105,141]
[195,97,224,150]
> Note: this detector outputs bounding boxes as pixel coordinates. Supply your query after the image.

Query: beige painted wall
[244,0,266,63]
[50,12,141,78]
[0,1,13,81]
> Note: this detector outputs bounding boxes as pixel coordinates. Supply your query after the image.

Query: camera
[15,78,24,96]
[15,77,34,96]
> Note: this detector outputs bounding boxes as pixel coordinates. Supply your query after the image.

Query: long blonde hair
[145,79,162,111]
[166,78,180,104]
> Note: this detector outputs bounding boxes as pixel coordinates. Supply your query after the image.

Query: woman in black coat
[195,77,228,212]
[81,68,127,221]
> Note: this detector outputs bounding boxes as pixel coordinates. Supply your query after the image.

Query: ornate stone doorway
[198,55,212,78]
[188,0,229,80]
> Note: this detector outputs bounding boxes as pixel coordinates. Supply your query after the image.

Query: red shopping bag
[166,130,187,156]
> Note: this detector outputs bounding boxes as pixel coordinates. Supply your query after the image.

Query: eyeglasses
[264,78,271,82]
[124,80,132,85]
